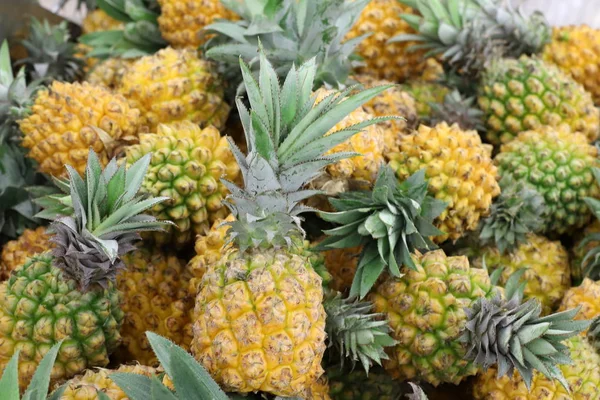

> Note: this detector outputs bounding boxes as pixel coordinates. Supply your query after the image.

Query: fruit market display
[4,0,600,399]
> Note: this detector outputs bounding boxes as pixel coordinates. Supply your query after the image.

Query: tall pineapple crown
[204,0,369,89]
[223,49,394,252]
[35,150,171,290]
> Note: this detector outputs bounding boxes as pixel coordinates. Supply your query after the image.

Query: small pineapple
[0,226,52,280]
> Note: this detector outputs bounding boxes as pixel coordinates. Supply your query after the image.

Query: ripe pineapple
[388,122,501,243]
[345,0,425,82]
[0,151,168,389]
[125,121,239,247]
[473,336,600,399]
[157,0,239,49]
[495,125,600,235]
[471,235,570,314]
[323,246,361,293]
[86,58,136,90]
[82,9,125,34]
[118,47,230,132]
[190,51,389,397]
[0,226,52,280]
[559,278,600,323]
[18,81,142,177]
[543,25,600,104]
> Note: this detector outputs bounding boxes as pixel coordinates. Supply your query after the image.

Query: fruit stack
[2,0,600,399]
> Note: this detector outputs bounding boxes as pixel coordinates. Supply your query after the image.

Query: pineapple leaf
[150,377,177,400]
[109,373,153,400]
[22,341,63,400]
[0,350,19,400]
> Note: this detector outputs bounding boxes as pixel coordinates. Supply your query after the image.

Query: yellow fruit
[420,59,445,83]
[0,227,52,280]
[86,58,136,90]
[119,47,230,132]
[323,246,361,293]
[191,248,327,397]
[471,234,570,315]
[473,336,600,400]
[389,122,500,243]
[345,0,425,82]
[559,278,600,323]
[157,0,239,49]
[82,9,124,34]
[543,25,600,104]
[19,81,141,177]
[60,364,158,399]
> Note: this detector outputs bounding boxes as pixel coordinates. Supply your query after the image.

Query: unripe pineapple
[60,364,158,399]
[543,25,600,104]
[478,56,599,145]
[389,122,501,243]
[473,336,600,400]
[125,121,239,247]
[327,367,400,400]
[19,81,142,177]
[471,234,570,314]
[323,246,361,293]
[0,226,52,280]
[370,250,496,385]
[82,9,125,34]
[117,247,193,365]
[495,125,600,235]
[345,0,425,82]
[86,58,136,90]
[119,47,230,132]
[559,278,600,323]
[157,0,239,49]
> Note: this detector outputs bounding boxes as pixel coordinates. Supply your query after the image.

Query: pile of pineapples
[4,0,600,399]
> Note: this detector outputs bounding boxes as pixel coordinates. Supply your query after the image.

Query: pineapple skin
[478,56,600,145]
[323,246,361,293]
[0,227,52,280]
[19,81,142,177]
[82,9,124,34]
[370,250,495,386]
[157,0,239,49]
[473,336,600,400]
[86,58,136,90]
[471,234,570,315]
[59,364,158,399]
[125,121,239,247]
[543,25,600,104]
[345,0,425,82]
[559,278,600,323]
[191,248,327,397]
[117,247,192,365]
[119,48,230,132]
[495,125,600,235]
[389,122,501,243]
[0,254,123,389]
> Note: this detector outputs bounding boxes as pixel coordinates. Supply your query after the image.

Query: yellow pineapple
[86,58,136,90]
[323,246,361,293]
[345,0,425,82]
[19,81,142,177]
[0,227,52,280]
[119,47,230,132]
[82,9,125,34]
[559,278,600,324]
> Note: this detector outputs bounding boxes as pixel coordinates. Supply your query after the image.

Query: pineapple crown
[317,167,447,298]
[479,175,546,254]
[406,383,429,400]
[222,49,394,252]
[34,149,171,290]
[461,269,591,391]
[79,0,166,59]
[579,168,600,280]
[17,18,83,82]
[204,0,369,89]
[427,89,485,131]
[323,290,397,373]
[394,0,551,77]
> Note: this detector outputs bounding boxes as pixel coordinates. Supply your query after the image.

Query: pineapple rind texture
[559,278,600,323]
[86,58,136,90]
[191,248,327,397]
[323,246,361,293]
[125,121,239,247]
[389,122,500,243]
[119,48,230,132]
[473,336,600,400]
[472,234,570,315]
[81,9,124,34]
[0,254,123,389]
[495,125,600,235]
[543,25,600,104]
[0,227,52,280]
[18,81,141,177]
[478,56,600,145]
[370,250,495,386]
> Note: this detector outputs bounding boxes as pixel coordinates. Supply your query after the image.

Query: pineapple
[402,81,450,122]
[0,151,169,389]
[18,81,142,177]
[559,278,600,323]
[323,246,361,293]
[304,374,331,400]
[125,121,239,247]
[388,122,501,243]
[543,25,600,104]
[327,367,401,400]
[157,0,239,49]
[0,226,52,280]
[86,58,136,90]
[190,51,391,396]
[118,48,230,132]
[495,125,600,235]
[82,9,124,34]
[345,0,425,82]
[473,335,600,400]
